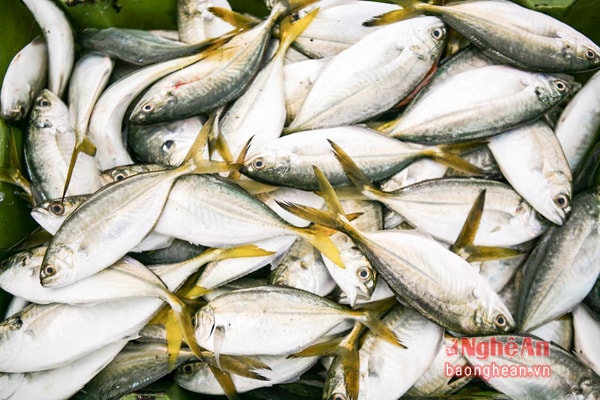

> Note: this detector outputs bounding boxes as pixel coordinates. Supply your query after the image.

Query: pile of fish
[1,0,600,398]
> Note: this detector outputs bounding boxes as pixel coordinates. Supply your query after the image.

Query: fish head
[174,361,209,388]
[0,101,26,121]
[193,306,216,349]
[242,150,291,182]
[0,246,45,287]
[474,295,515,334]
[533,74,573,108]
[513,198,551,240]
[409,17,447,58]
[30,89,65,123]
[540,171,572,225]
[31,198,80,234]
[130,92,177,125]
[40,246,76,288]
[571,38,600,71]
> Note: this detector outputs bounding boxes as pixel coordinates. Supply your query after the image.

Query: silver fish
[518,188,600,332]
[21,0,74,97]
[0,37,47,122]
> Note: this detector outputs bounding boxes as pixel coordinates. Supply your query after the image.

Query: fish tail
[363,0,428,27]
[348,298,406,348]
[423,145,485,176]
[208,364,240,400]
[162,291,207,365]
[180,111,242,174]
[215,355,271,380]
[277,7,319,56]
[299,224,345,269]
[62,135,97,198]
[206,7,260,30]
[289,336,345,358]
[164,308,184,368]
[0,123,33,202]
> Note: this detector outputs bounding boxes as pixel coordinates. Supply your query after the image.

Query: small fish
[286,16,446,132]
[278,165,515,334]
[0,37,47,122]
[382,65,573,144]
[78,27,235,65]
[518,187,600,332]
[25,90,102,203]
[367,0,600,72]
[193,285,402,356]
[21,0,74,97]
[554,69,600,172]
[572,303,600,376]
[487,121,572,225]
[462,334,600,399]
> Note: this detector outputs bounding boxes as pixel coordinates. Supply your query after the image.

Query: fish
[216,9,318,161]
[487,121,572,225]
[382,65,574,144]
[572,303,600,376]
[286,16,446,132]
[78,27,236,65]
[129,2,291,125]
[193,285,402,356]
[63,52,114,198]
[366,0,600,72]
[0,37,47,122]
[554,69,600,172]
[278,165,515,334]
[2,340,127,400]
[242,125,480,191]
[518,187,600,332]
[87,51,212,170]
[462,334,600,399]
[21,0,74,97]
[24,90,102,203]
[330,141,548,247]
[39,121,237,288]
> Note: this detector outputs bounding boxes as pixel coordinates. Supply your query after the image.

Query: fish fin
[165,308,184,368]
[451,189,486,258]
[289,336,345,358]
[422,147,485,176]
[329,140,387,199]
[363,1,428,27]
[180,112,241,174]
[341,345,360,400]
[235,179,279,194]
[213,325,226,369]
[208,364,240,400]
[277,8,319,57]
[62,131,97,199]
[462,246,526,262]
[0,125,33,202]
[216,355,272,380]
[352,298,406,348]
[207,6,261,30]
[162,291,208,363]
[300,224,345,269]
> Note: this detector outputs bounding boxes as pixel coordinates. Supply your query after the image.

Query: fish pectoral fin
[451,189,486,258]
[288,336,345,358]
[217,355,272,380]
[165,308,184,368]
[213,324,227,369]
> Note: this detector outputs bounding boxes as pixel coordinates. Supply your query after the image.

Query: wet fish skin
[518,188,600,332]
[21,0,74,97]
[462,334,600,399]
[177,0,235,44]
[384,65,574,144]
[487,121,572,225]
[0,37,47,122]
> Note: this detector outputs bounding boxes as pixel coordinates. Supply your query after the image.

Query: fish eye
[50,201,65,215]
[252,158,266,170]
[8,316,23,330]
[431,27,444,40]
[37,98,50,107]
[494,313,507,328]
[142,103,154,112]
[181,364,194,374]
[43,265,56,277]
[331,393,347,400]
[585,48,597,60]
[162,140,175,151]
[356,266,372,281]
[554,193,570,209]
[553,80,568,92]
[112,170,127,181]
